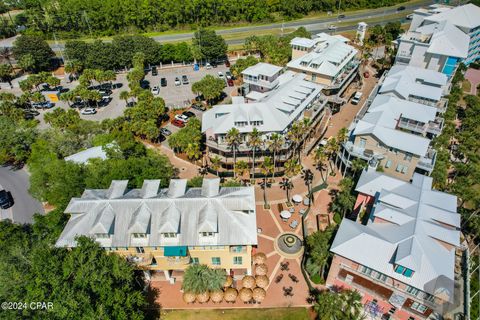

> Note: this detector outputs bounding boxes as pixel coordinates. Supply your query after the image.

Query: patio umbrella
[253,252,267,265]
[280,210,292,219]
[292,194,303,203]
[196,291,210,303]
[255,275,269,288]
[239,288,253,302]
[210,290,224,303]
[255,263,268,276]
[224,275,233,287]
[241,275,256,289]
[224,288,238,302]
[253,287,266,302]
[182,292,196,304]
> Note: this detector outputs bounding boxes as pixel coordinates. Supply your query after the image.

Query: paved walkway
[465,68,480,95]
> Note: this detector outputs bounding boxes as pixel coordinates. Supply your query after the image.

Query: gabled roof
[242,62,283,77]
[331,170,460,300]
[419,21,469,58]
[425,3,480,30]
[56,179,257,248]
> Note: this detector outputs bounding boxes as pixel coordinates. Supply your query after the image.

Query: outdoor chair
[275,274,284,283]
[289,220,298,229]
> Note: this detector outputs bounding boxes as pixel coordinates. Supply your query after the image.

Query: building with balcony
[56,178,257,282]
[202,67,327,174]
[326,170,461,320]
[287,33,359,95]
[339,93,440,181]
[395,4,480,74]
[378,65,448,113]
[242,62,283,93]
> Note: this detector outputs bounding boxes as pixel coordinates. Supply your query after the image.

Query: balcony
[341,141,379,163]
[397,119,426,135]
[417,148,437,172]
[426,117,444,135]
[327,60,360,90]
[243,77,279,90]
[127,254,153,267]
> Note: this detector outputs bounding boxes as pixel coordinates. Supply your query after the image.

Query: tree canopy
[12,35,55,72]
[191,74,225,104]
[192,29,227,62]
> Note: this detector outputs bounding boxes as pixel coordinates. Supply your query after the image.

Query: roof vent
[167,179,187,198]
[106,180,128,199]
[140,180,160,198]
[202,178,221,197]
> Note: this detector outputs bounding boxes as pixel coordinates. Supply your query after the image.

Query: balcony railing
[417,148,437,172]
[243,77,279,89]
[397,120,426,134]
[426,117,444,135]
[166,256,191,266]
[327,60,360,90]
[127,254,153,266]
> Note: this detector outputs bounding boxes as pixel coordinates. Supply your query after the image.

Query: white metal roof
[64,146,108,164]
[202,70,324,135]
[425,3,480,30]
[418,21,469,58]
[290,37,316,48]
[242,62,283,77]
[331,170,460,300]
[56,178,257,248]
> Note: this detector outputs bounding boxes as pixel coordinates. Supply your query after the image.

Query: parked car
[98,97,112,107]
[0,189,14,209]
[32,101,54,109]
[182,111,196,119]
[351,92,363,105]
[338,14,346,19]
[160,128,172,136]
[191,103,206,111]
[363,71,370,78]
[81,108,97,115]
[174,77,181,86]
[174,114,189,122]
[218,71,224,79]
[161,77,167,87]
[151,86,160,95]
[25,109,40,116]
[159,113,170,123]
[140,80,150,89]
[126,101,136,108]
[24,112,35,120]
[225,60,231,67]
[406,13,413,20]
[225,71,233,80]
[397,5,406,11]
[156,134,166,143]
[99,89,112,96]
[227,78,234,86]
[171,119,185,127]
[182,75,189,85]
[328,25,337,31]
[205,62,212,70]
[152,66,158,76]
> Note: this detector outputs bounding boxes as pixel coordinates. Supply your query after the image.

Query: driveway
[0,166,44,224]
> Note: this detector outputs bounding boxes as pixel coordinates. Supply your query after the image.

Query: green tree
[167,118,202,154]
[247,128,262,179]
[192,29,227,62]
[260,156,274,207]
[210,155,222,177]
[226,127,241,179]
[18,53,35,72]
[329,177,356,218]
[13,35,54,72]
[0,63,13,87]
[230,56,259,78]
[182,264,226,294]
[267,133,284,179]
[314,289,364,320]
[191,74,226,105]
[305,226,336,280]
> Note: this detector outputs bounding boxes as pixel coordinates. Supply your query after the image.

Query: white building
[287,33,359,94]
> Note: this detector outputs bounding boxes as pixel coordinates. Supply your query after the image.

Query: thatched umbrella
[182,292,196,304]
[224,287,238,302]
[239,287,253,302]
[196,291,210,303]
[255,263,268,276]
[242,275,256,289]
[253,252,267,265]
[210,290,224,303]
[255,275,269,288]
[252,287,266,302]
[223,275,233,287]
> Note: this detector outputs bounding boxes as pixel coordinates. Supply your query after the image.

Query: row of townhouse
[202,33,359,173]
[55,178,258,282]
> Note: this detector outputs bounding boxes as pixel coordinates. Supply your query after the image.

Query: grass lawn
[161,307,310,320]
[462,79,472,93]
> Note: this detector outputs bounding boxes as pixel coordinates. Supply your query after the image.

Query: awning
[164,246,188,257]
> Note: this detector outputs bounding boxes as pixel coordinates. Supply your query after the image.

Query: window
[135,247,145,254]
[406,286,420,296]
[396,164,408,174]
[423,293,435,302]
[404,153,413,162]
[359,265,373,276]
[232,246,244,253]
[201,232,215,237]
[133,233,147,238]
[410,302,428,313]
[191,257,199,264]
[375,272,387,282]
[359,138,367,148]
[395,265,405,274]
[385,159,392,168]
[233,256,243,265]
[163,232,177,238]
[404,268,413,277]
[211,257,221,265]
[395,264,414,277]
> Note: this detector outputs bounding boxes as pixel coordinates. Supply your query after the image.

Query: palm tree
[335,127,348,166]
[314,146,328,182]
[284,158,302,179]
[226,127,241,179]
[64,59,83,81]
[350,158,367,177]
[182,264,226,294]
[185,142,202,162]
[119,90,130,106]
[302,168,314,205]
[287,121,303,162]
[325,137,339,173]
[247,128,262,180]
[314,289,364,320]
[260,156,274,208]
[280,178,293,204]
[267,133,284,180]
[235,160,250,183]
[210,155,222,177]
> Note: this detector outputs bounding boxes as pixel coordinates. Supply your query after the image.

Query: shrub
[333,213,342,225]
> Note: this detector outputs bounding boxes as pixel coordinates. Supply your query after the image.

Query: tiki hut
[252,287,266,302]
[182,292,196,304]
[210,290,224,303]
[196,291,210,303]
[241,275,256,289]
[223,275,233,287]
[253,252,267,265]
[255,275,269,288]
[239,287,253,302]
[224,287,238,302]
[255,263,268,276]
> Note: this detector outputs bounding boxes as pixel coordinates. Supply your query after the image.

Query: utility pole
[337,0,342,20]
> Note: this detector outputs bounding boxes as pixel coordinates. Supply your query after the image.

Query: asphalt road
[0,166,44,224]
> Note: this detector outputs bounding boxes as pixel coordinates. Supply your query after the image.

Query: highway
[0,166,44,224]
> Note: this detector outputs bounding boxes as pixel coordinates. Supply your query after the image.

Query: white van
[351,92,363,105]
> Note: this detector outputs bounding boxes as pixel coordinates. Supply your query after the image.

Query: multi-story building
[396,3,480,72]
[202,65,328,174]
[287,32,359,95]
[327,169,461,320]
[55,178,257,282]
